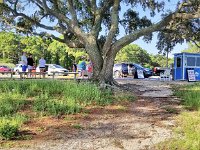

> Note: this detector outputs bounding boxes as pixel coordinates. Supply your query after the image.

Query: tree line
[0,31,176,69]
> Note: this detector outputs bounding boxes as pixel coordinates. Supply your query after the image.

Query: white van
[36,64,68,76]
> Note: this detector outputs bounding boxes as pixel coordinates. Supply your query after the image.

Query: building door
[174,56,182,80]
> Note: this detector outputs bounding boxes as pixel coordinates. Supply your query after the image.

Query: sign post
[187,70,196,82]
[137,69,144,79]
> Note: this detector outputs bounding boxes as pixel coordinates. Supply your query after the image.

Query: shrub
[0,94,25,116]
[0,123,18,140]
[175,83,200,110]
[0,114,27,140]
[33,97,81,116]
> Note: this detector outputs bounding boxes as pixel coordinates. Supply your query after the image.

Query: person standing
[39,56,46,78]
[27,54,35,78]
[72,62,77,72]
[79,59,86,78]
[21,52,27,72]
[20,52,27,78]
[87,61,93,79]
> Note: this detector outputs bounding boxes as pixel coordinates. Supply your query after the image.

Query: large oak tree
[0,0,199,84]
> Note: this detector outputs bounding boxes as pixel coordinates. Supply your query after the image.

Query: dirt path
[4,80,184,150]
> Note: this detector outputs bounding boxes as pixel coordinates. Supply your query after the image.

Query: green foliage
[0,32,20,64]
[174,84,200,110]
[33,97,81,116]
[0,63,15,68]
[20,36,50,63]
[115,44,151,65]
[0,31,87,70]
[149,54,173,68]
[0,123,18,140]
[182,42,200,53]
[72,124,84,129]
[157,111,200,150]
[0,114,27,140]
[115,44,174,68]
[47,39,87,68]
[0,80,113,116]
[0,94,25,116]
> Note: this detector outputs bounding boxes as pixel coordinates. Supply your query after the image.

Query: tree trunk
[99,50,116,85]
[85,43,103,81]
[85,38,116,85]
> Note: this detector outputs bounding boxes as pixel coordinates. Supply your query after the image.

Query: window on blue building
[177,57,181,67]
[196,57,200,66]
[187,57,195,66]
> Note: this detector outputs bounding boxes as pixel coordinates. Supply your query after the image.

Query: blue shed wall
[174,53,200,81]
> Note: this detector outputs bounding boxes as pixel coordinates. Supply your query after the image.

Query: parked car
[133,64,153,78]
[0,66,11,73]
[113,63,136,78]
[36,64,68,76]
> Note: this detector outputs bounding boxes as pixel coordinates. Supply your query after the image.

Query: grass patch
[157,111,200,150]
[72,124,84,129]
[0,94,25,116]
[174,83,200,110]
[0,114,28,140]
[0,80,131,140]
[114,92,135,102]
[157,83,200,149]
[0,80,113,116]
[33,97,81,116]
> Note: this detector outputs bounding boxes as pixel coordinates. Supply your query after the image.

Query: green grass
[72,123,84,129]
[174,83,200,110]
[157,111,200,150]
[0,80,131,140]
[0,114,28,140]
[0,94,26,116]
[157,83,200,149]
[0,80,113,116]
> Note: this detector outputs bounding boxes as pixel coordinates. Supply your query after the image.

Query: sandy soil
[1,79,187,150]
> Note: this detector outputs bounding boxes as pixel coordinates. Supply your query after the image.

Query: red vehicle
[0,66,11,72]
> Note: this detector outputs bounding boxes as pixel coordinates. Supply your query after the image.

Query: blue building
[174,52,200,80]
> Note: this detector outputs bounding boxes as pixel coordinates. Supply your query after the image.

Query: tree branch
[102,0,119,56]
[113,8,200,54]
[112,13,174,53]
[14,0,18,12]
[3,4,57,31]
[91,1,114,38]
[91,0,97,14]
[191,40,200,48]
[67,0,78,25]
[41,0,87,43]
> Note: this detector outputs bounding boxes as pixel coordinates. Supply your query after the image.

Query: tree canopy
[0,0,199,84]
[115,44,151,65]
[182,42,200,53]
